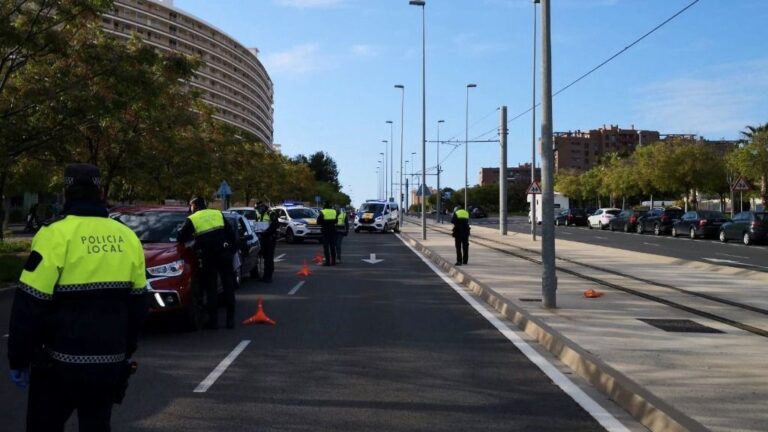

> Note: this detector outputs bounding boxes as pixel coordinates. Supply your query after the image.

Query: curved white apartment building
[101,0,274,149]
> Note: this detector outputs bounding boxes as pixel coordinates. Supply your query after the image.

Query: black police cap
[64,163,101,189]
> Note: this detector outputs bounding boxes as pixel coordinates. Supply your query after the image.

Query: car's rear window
[700,211,725,219]
[755,213,767,221]
[233,209,257,220]
[606,210,621,216]
[665,210,684,217]
[117,212,187,243]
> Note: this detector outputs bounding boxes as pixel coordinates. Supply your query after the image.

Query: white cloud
[263,43,326,75]
[634,59,768,137]
[274,0,342,8]
[350,44,376,57]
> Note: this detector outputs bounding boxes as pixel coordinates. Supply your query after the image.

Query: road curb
[400,231,709,432]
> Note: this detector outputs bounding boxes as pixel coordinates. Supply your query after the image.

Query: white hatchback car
[587,208,621,230]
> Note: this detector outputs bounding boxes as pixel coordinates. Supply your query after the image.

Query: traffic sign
[732,177,751,192]
[526,181,542,195]
[217,180,232,197]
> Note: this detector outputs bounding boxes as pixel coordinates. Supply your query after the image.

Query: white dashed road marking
[288,280,305,296]
[194,340,251,393]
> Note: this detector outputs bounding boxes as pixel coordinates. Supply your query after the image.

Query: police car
[354,199,400,233]
[271,204,322,243]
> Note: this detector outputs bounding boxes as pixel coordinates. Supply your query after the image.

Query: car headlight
[375,216,383,221]
[147,259,185,277]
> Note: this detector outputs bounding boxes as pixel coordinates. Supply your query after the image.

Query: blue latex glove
[9,369,30,389]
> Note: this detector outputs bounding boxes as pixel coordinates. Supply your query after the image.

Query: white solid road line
[642,242,660,247]
[288,280,305,296]
[193,340,251,393]
[716,252,750,260]
[397,234,631,432]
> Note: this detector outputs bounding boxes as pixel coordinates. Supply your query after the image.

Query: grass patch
[0,240,31,254]
[0,254,25,284]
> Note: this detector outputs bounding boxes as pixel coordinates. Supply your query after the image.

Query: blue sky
[173,0,768,207]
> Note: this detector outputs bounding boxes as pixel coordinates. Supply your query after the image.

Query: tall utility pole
[409,0,427,240]
[540,0,556,308]
[500,106,508,235]
[395,85,405,220]
[465,83,477,209]
[386,120,394,201]
[437,120,445,223]
[531,0,539,241]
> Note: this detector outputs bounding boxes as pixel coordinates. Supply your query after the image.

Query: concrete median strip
[399,227,711,432]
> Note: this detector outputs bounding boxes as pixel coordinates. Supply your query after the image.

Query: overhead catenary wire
[470,0,702,142]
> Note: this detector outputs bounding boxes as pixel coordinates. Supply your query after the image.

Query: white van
[527,192,569,224]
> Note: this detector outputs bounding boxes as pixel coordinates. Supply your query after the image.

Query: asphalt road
[461,215,768,273]
[0,232,610,431]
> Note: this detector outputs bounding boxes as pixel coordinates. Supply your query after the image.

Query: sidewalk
[399,218,768,432]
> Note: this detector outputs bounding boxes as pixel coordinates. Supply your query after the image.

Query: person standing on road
[177,197,238,329]
[335,206,349,263]
[255,201,278,283]
[451,205,471,266]
[316,203,338,266]
[7,163,148,431]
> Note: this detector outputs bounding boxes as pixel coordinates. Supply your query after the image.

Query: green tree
[729,125,768,206]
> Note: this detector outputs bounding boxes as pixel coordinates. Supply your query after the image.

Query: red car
[112,206,262,330]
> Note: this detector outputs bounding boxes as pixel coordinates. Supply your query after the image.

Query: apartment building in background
[101,0,275,149]
[554,125,660,173]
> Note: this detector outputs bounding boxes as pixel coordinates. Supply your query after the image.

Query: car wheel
[250,253,264,279]
[183,279,206,331]
[564,220,570,227]
[555,219,560,226]
[599,222,606,230]
[354,227,361,233]
[719,230,727,243]
[743,232,752,246]
[653,224,661,236]
[394,222,400,233]
[636,223,643,234]
[286,228,296,244]
[588,221,593,230]
[624,223,630,233]
[689,227,696,239]
[671,227,678,237]
[609,223,615,232]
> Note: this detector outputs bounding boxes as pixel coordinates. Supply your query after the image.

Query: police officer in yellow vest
[255,201,278,283]
[177,197,237,329]
[316,202,338,266]
[451,205,471,266]
[335,207,349,263]
[7,163,148,431]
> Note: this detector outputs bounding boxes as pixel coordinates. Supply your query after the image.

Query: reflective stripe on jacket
[10,214,147,369]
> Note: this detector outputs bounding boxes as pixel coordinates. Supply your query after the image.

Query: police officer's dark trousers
[27,364,119,432]
[322,231,337,265]
[455,236,469,265]
[261,237,276,281]
[200,252,236,325]
[335,233,345,260]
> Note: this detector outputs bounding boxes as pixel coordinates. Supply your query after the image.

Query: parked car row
[556,207,767,246]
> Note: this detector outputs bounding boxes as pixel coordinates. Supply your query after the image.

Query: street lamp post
[465,83,477,209]
[409,0,427,240]
[404,159,410,211]
[436,120,445,223]
[382,140,388,200]
[540,0,556,308]
[386,121,394,201]
[395,85,405,220]
[531,0,540,241]
[410,151,417,199]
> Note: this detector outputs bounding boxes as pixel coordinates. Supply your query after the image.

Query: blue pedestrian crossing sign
[218,180,232,197]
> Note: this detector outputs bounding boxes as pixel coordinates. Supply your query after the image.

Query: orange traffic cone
[242,297,276,325]
[312,251,324,264]
[583,288,604,298]
[296,260,313,277]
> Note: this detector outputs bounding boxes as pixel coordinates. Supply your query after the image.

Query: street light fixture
[465,83,477,210]
[410,0,427,240]
[436,119,445,223]
[394,85,405,219]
